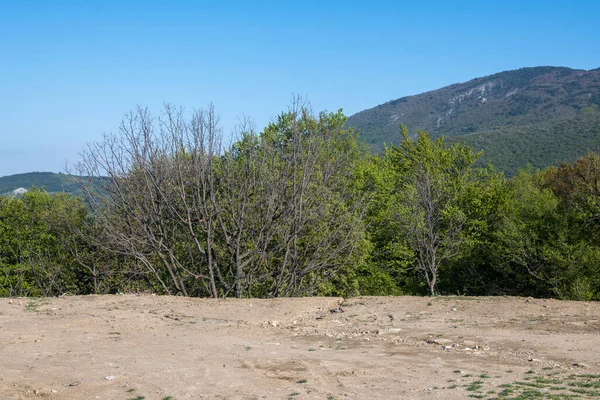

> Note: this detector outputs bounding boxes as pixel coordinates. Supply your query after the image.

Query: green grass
[25,299,41,312]
[465,380,485,391]
[447,368,600,400]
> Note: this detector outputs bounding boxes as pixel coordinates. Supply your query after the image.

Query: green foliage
[363,128,487,295]
[4,103,600,301]
[0,189,94,296]
[451,166,600,300]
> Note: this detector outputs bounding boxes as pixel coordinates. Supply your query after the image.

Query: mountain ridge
[0,172,83,196]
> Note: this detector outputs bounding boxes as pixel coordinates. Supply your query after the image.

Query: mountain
[0,172,82,196]
[346,66,600,175]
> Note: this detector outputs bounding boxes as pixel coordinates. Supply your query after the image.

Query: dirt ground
[1,295,599,400]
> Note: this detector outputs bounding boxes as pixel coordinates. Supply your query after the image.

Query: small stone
[428,338,453,345]
[573,363,589,368]
[104,375,116,381]
[268,320,279,327]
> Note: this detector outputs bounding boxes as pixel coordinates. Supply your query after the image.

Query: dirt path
[1,295,599,399]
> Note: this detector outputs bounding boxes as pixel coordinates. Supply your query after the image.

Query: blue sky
[1,0,599,176]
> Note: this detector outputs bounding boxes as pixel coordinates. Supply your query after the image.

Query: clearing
[1,295,599,399]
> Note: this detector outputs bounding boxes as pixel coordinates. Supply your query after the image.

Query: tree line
[1,103,599,299]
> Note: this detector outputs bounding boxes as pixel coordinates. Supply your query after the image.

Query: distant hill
[346,66,600,175]
[0,172,83,196]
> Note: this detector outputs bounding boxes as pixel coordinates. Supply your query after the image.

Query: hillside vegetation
[347,66,600,174]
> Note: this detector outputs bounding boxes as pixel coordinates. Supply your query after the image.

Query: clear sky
[1,0,599,177]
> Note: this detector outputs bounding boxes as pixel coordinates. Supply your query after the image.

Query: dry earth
[1,295,599,400]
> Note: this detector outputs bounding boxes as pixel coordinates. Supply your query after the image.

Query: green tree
[482,168,600,300]
[385,128,483,295]
[0,189,95,296]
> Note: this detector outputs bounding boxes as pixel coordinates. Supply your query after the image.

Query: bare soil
[1,295,599,399]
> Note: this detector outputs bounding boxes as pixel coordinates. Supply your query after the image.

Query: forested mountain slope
[347,66,600,174]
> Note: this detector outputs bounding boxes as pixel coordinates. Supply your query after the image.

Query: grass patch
[514,381,547,388]
[466,380,485,391]
[25,299,42,312]
[436,368,600,399]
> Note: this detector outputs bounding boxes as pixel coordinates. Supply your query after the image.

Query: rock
[104,375,116,381]
[572,363,589,368]
[268,320,279,327]
[427,338,453,345]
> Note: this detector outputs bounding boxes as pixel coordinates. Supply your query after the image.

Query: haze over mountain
[346,66,600,175]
